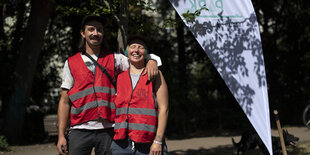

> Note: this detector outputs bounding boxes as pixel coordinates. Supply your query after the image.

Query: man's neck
[85,44,101,55]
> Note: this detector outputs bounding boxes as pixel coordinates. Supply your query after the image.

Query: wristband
[153,140,162,145]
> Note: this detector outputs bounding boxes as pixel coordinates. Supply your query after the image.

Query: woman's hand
[150,142,162,155]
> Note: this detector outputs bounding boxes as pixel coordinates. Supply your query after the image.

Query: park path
[1,127,309,155]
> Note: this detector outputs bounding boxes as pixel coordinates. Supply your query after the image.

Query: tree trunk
[176,15,186,76]
[176,12,189,133]
[3,0,53,144]
[0,5,5,41]
[117,0,129,53]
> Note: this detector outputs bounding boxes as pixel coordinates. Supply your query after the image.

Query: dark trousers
[111,138,168,155]
[68,128,113,155]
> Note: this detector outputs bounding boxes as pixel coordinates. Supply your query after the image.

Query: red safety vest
[67,51,116,126]
[113,70,158,143]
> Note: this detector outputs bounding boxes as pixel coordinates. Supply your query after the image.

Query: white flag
[169,0,272,154]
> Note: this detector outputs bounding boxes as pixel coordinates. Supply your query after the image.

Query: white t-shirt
[61,52,161,130]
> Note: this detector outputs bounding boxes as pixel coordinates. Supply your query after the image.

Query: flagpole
[274,110,287,155]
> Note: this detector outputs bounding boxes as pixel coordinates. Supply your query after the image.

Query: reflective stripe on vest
[116,107,157,116]
[71,100,116,115]
[69,86,116,102]
[114,122,156,132]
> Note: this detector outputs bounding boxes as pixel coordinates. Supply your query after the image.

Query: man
[56,15,161,155]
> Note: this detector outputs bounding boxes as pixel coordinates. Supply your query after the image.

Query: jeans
[111,138,168,155]
[68,128,113,155]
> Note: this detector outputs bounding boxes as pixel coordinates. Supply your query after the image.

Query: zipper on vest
[126,70,142,131]
[126,92,133,130]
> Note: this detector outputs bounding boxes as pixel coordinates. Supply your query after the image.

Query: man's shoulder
[112,51,125,56]
[67,52,83,67]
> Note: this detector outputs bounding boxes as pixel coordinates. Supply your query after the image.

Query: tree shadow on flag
[187,12,267,117]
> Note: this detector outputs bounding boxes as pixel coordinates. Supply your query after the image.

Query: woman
[111,35,169,155]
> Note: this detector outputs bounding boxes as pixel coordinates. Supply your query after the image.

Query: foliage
[252,0,310,125]
[0,135,9,151]
[182,6,208,23]
[55,0,110,16]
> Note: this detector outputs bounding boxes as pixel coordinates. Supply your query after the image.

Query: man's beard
[89,35,101,46]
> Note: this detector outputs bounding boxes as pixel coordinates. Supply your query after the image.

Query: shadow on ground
[169,145,237,155]
[168,144,310,155]
[167,129,242,140]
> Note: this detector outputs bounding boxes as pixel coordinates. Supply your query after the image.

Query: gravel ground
[1,127,309,155]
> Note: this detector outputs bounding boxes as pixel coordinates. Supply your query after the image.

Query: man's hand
[57,89,70,155]
[57,136,68,155]
[150,143,162,155]
[144,59,159,81]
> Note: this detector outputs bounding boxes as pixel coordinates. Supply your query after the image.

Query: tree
[252,0,310,125]
[3,0,54,144]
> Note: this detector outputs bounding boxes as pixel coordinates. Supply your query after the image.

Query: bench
[43,114,58,136]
